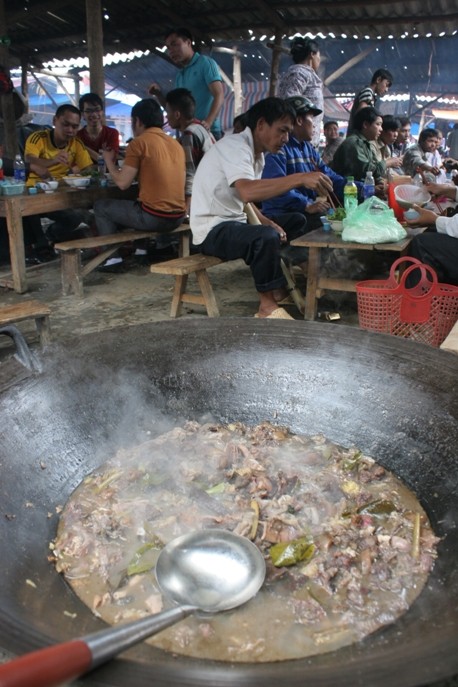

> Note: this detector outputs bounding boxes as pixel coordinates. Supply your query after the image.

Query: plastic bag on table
[341,196,407,244]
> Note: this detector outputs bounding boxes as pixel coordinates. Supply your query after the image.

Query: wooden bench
[150,253,223,317]
[54,224,191,297]
[0,300,51,347]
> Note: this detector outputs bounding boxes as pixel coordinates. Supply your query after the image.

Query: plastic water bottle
[412,172,423,187]
[13,154,26,183]
[363,171,375,200]
[343,176,358,217]
[97,151,106,179]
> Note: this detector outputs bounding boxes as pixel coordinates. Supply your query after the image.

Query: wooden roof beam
[324,46,375,86]
[7,0,75,25]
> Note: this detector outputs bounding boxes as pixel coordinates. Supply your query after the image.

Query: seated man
[77,92,120,164]
[405,182,458,285]
[261,96,355,232]
[165,87,215,214]
[375,115,404,173]
[321,120,342,165]
[95,98,186,269]
[403,128,441,178]
[393,116,414,157]
[190,96,333,319]
[331,107,386,193]
[24,103,94,243]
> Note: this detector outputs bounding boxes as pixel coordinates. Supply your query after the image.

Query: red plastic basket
[356,257,458,347]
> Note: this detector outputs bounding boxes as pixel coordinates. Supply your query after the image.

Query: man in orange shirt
[95,98,186,268]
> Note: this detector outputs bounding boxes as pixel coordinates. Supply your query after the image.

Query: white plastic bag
[342,196,407,244]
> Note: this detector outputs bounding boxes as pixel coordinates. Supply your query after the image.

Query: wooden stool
[150,254,223,317]
[0,300,51,346]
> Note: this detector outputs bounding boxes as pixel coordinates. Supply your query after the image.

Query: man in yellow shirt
[25,104,92,185]
[24,104,94,242]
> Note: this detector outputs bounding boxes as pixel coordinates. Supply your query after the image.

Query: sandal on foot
[254,307,294,320]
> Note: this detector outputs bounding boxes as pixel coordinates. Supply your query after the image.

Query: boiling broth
[52,422,439,662]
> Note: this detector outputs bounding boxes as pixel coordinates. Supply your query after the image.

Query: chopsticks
[312,161,343,208]
[435,198,445,214]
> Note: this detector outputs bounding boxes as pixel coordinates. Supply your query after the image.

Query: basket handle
[398,262,439,290]
[388,256,423,281]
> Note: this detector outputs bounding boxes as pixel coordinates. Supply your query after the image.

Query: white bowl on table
[394,184,431,209]
[330,220,344,234]
[36,180,59,192]
[62,176,91,188]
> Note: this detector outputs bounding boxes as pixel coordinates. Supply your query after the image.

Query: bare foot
[256,304,278,318]
[273,287,290,303]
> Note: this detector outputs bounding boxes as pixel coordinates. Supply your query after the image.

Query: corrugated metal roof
[97,35,458,102]
[5,2,458,131]
[4,0,458,70]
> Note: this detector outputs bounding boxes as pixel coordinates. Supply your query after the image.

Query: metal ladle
[0,529,266,687]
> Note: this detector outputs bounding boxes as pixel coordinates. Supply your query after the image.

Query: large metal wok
[0,319,457,687]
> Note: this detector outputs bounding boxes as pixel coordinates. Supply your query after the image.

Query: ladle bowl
[0,529,266,687]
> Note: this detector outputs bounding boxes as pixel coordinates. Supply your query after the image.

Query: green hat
[286,95,322,117]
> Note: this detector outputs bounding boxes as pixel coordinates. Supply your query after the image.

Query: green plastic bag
[341,196,407,244]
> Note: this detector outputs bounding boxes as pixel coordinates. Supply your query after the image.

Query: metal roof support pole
[233,47,242,116]
[85,0,105,104]
[0,0,18,157]
[269,30,283,97]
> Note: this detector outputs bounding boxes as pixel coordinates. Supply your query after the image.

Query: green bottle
[344,176,358,218]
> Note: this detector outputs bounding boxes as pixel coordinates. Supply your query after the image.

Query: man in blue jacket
[261,96,352,232]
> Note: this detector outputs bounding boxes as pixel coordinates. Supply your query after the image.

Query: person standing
[77,92,119,164]
[347,68,393,135]
[277,37,324,148]
[190,97,332,319]
[95,98,186,269]
[165,88,215,214]
[149,28,224,139]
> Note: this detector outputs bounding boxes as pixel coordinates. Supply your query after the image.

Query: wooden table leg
[5,197,27,293]
[304,246,320,320]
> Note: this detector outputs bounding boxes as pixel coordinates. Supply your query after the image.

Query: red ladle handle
[0,640,92,687]
[0,605,194,687]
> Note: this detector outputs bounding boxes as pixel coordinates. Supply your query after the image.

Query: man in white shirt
[405,182,458,284]
[190,97,332,319]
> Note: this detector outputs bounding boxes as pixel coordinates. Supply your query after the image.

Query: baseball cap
[286,95,322,117]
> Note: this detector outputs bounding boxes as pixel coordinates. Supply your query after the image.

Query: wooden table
[290,228,424,320]
[0,184,137,293]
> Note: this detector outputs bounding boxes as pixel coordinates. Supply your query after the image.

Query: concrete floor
[0,253,359,351]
